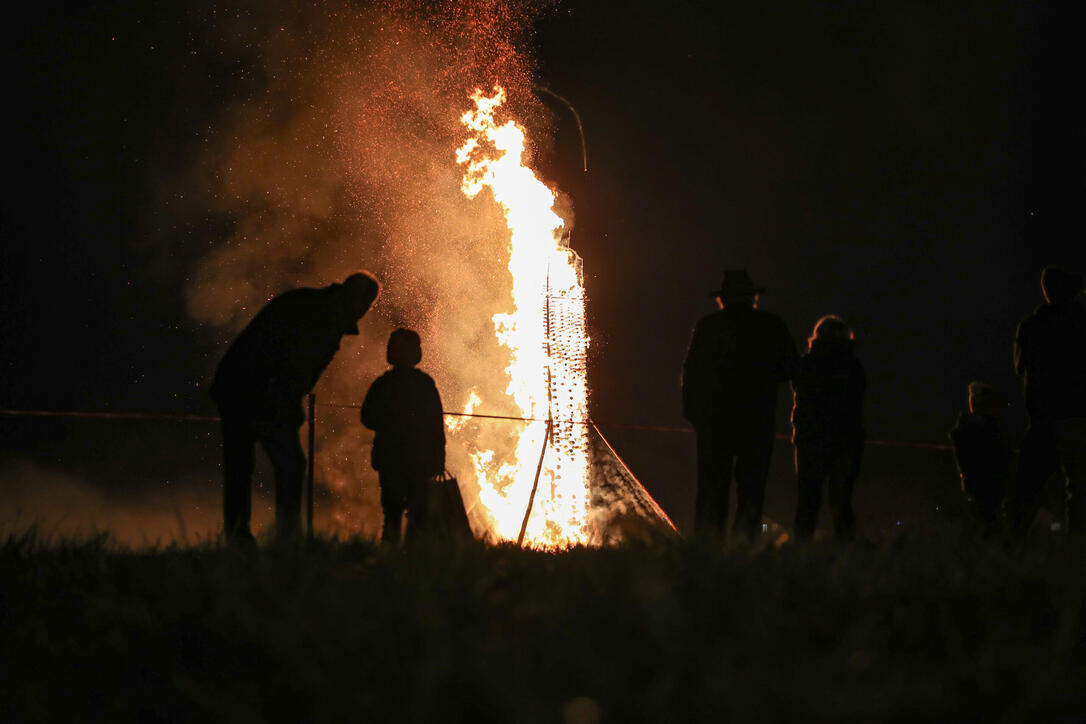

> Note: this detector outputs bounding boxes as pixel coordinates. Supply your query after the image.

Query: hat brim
[709,287,766,297]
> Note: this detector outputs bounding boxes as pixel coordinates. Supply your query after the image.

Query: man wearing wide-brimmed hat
[682,270,799,540]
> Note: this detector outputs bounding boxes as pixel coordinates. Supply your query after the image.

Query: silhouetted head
[808,315,854,351]
[387,328,422,368]
[968,380,999,417]
[1041,267,1083,304]
[711,269,764,309]
[343,271,381,319]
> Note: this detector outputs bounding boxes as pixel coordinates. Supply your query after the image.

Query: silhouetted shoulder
[270,286,319,305]
[693,309,726,329]
[752,308,784,322]
[248,286,319,323]
[370,369,396,387]
[408,368,438,387]
[693,307,786,332]
[752,307,790,332]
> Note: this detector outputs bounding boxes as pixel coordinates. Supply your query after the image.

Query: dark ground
[2,529,1084,722]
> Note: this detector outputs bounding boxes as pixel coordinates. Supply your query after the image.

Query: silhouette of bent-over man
[210,271,381,542]
[682,270,799,539]
[1007,267,1086,534]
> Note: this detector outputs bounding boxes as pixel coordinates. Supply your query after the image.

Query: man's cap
[339,271,380,334]
[344,271,380,300]
[710,269,765,298]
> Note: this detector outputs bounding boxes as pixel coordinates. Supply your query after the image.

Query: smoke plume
[177,1,563,536]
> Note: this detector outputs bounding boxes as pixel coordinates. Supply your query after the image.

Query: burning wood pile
[453,88,676,548]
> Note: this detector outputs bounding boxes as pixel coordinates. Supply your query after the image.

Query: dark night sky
[2,1,1082,531]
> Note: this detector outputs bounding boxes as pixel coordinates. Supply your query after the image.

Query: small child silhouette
[361,329,446,544]
[949,381,1009,534]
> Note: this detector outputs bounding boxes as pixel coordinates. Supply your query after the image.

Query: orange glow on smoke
[455,87,592,548]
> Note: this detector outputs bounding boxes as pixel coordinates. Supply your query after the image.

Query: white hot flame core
[456,87,592,547]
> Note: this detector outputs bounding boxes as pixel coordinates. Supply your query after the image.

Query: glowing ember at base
[456,87,592,548]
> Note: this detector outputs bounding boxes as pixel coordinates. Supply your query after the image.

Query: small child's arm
[429,381,446,473]
[360,376,384,431]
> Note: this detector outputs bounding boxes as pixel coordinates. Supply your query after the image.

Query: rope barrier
[863,439,953,451]
[0,409,221,422]
[0,406,954,450]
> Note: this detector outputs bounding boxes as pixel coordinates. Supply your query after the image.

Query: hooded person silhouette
[791,315,866,541]
[360,328,446,544]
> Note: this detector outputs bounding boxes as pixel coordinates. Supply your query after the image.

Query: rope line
[0,407,954,450]
[0,409,221,422]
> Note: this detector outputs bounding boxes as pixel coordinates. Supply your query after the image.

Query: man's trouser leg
[794,445,828,541]
[695,426,735,536]
[827,444,861,541]
[1009,422,1061,535]
[220,412,256,540]
[255,421,306,538]
[1053,418,1086,532]
[734,433,774,541]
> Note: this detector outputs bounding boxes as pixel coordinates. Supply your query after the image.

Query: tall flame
[455,87,592,548]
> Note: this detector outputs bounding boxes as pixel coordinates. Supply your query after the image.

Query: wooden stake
[517,418,552,547]
[306,392,316,540]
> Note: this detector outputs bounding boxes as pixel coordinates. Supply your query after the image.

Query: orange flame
[456,87,592,548]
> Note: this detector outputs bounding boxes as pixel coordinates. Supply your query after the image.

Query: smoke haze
[0,459,226,546]
[175,0,563,536]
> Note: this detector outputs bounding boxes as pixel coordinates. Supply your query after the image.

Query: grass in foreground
[1,527,1084,723]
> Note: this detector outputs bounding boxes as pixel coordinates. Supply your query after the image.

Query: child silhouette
[361,329,446,544]
[949,381,1009,534]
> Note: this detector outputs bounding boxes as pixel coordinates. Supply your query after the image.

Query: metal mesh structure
[587,423,678,542]
[537,245,678,544]
[542,246,590,513]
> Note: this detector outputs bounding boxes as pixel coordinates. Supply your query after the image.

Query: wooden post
[517,418,551,547]
[306,393,316,540]
[517,267,555,548]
